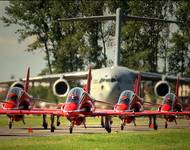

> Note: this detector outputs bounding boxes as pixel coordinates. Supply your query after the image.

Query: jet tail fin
[134,73,141,96]
[24,67,30,93]
[175,76,180,101]
[86,66,92,94]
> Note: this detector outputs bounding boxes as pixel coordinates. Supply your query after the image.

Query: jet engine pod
[11,81,24,89]
[53,79,70,97]
[154,80,170,97]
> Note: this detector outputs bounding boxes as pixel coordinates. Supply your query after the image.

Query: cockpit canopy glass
[118,90,135,105]
[66,87,84,104]
[163,93,176,107]
[99,78,117,83]
[5,87,23,101]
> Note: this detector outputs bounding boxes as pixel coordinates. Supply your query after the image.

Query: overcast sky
[0,1,46,81]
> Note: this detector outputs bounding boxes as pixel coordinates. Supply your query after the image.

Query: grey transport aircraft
[1,8,190,110]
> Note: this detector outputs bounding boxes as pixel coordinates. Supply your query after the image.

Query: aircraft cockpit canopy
[99,78,117,83]
[5,87,23,101]
[66,87,84,104]
[118,90,135,105]
[163,93,176,107]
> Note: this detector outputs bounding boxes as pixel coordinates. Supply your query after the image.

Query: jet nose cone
[115,104,128,111]
[64,103,78,111]
[161,104,171,112]
[4,100,17,109]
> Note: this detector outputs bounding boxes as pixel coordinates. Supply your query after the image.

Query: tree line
[2,0,190,76]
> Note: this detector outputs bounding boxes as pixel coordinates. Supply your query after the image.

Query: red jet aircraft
[157,77,183,128]
[0,68,60,129]
[114,73,144,130]
[0,68,190,133]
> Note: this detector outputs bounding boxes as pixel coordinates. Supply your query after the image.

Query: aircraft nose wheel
[165,122,168,128]
[69,122,74,134]
[69,126,73,134]
[121,124,124,130]
[153,115,158,130]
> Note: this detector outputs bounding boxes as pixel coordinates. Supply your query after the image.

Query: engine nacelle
[154,80,170,97]
[11,81,24,89]
[53,79,70,97]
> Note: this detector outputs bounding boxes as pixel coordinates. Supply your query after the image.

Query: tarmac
[0,122,189,138]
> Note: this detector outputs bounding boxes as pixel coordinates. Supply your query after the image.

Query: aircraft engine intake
[11,82,24,89]
[53,79,70,97]
[154,81,170,97]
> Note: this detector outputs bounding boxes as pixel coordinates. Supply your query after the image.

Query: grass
[0,129,189,150]
[0,115,190,150]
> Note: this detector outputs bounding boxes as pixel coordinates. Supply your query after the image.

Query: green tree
[168,1,190,75]
[120,0,173,72]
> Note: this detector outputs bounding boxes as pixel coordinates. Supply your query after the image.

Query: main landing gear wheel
[50,114,55,132]
[121,124,124,130]
[51,126,55,132]
[165,122,168,128]
[9,122,12,129]
[57,121,61,127]
[42,114,48,129]
[105,116,111,133]
[43,122,48,129]
[101,116,105,128]
[153,115,158,130]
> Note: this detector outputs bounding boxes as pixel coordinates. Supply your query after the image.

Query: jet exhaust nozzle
[154,80,170,97]
[53,79,70,97]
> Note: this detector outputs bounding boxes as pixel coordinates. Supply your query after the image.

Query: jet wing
[140,71,190,84]
[0,108,190,117]
[25,71,88,82]
[0,71,88,85]
[0,108,64,116]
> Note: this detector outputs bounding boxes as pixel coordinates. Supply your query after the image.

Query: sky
[0,1,46,81]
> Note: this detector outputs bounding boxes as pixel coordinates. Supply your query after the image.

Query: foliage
[120,0,173,72]
[30,85,59,103]
[2,0,190,75]
[168,1,190,75]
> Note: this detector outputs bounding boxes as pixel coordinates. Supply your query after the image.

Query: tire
[43,123,48,129]
[121,124,124,130]
[154,124,158,130]
[51,126,55,132]
[9,122,12,129]
[165,123,168,128]
[69,127,73,134]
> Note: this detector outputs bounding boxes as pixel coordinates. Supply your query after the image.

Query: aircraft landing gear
[83,118,87,128]
[56,116,61,126]
[69,122,74,134]
[148,115,158,130]
[50,114,55,132]
[133,118,136,126]
[42,114,48,129]
[105,116,111,133]
[165,121,168,128]
[9,118,13,129]
[101,116,105,128]
[120,119,125,130]
[9,122,12,129]
[153,115,158,130]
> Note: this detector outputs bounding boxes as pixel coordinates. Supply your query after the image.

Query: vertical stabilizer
[86,66,92,94]
[133,73,141,96]
[24,67,30,93]
[175,76,180,101]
